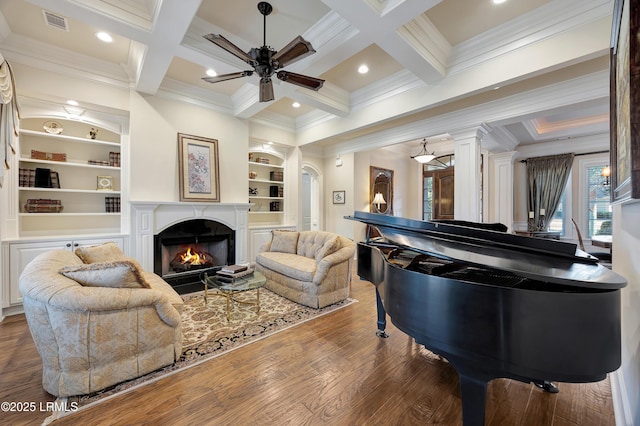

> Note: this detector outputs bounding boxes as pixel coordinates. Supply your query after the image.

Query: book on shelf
[104,196,121,213]
[109,152,121,167]
[19,168,59,188]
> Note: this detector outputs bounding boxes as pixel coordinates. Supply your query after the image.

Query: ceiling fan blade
[202,71,253,84]
[260,77,274,102]
[276,71,324,91]
[203,34,255,65]
[272,35,316,68]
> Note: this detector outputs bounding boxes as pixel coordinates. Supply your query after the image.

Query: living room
[0,0,639,424]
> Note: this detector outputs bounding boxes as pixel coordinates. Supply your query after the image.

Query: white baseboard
[611,369,634,426]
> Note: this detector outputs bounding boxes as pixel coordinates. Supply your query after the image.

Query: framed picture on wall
[178,133,220,202]
[610,0,640,201]
[333,190,345,204]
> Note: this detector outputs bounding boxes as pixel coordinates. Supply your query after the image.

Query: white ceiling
[0,0,612,155]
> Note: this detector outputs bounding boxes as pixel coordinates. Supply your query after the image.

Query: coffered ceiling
[0,0,613,155]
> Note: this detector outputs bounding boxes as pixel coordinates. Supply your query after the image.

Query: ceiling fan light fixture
[411,139,436,163]
[260,77,274,102]
[202,2,323,102]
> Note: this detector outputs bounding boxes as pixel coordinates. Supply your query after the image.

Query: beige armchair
[19,249,183,397]
[255,230,355,308]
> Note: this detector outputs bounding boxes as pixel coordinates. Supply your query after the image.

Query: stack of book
[109,152,121,167]
[19,168,60,188]
[24,199,63,213]
[216,264,254,282]
[105,196,121,213]
[269,170,283,181]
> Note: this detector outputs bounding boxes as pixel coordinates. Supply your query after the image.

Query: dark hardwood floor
[0,270,615,425]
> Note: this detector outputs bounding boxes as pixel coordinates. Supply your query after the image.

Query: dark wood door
[426,168,454,220]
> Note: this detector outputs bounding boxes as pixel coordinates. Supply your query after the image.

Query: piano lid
[347,211,626,290]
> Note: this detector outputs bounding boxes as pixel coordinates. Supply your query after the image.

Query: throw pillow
[75,242,125,264]
[315,235,340,262]
[270,230,300,254]
[60,260,151,289]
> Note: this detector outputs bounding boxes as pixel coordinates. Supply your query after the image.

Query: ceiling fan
[202,1,325,102]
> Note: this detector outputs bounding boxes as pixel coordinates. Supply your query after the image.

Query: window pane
[586,165,612,237]
[548,195,564,234]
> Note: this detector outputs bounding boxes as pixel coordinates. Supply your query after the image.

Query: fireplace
[154,219,235,294]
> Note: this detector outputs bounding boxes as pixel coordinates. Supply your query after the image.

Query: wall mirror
[370,166,393,215]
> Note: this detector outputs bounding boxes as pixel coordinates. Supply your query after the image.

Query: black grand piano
[347,211,626,426]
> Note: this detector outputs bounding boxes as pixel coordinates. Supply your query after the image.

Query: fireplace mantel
[130,202,251,270]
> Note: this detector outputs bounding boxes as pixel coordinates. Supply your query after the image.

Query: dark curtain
[526,153,574,231]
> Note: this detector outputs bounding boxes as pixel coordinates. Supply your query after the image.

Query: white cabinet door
[6,237,125,306]
[8,240,69,306]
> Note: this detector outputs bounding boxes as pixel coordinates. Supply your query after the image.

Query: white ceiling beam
[320,0,446,83]
[133,0,202,94]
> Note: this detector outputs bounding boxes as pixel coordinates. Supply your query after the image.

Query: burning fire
[180,247,208,266]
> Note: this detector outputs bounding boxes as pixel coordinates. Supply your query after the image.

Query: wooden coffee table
[201,271,267,321]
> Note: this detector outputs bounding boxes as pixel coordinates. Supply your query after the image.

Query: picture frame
[333,190,345,204]
[96,175,113,191]
[610,0,640,201]
[178,133,220,202]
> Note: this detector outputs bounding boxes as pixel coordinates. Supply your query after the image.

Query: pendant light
[411,139,436,163]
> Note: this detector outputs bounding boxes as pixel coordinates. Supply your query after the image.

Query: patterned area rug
[57,289,356,417]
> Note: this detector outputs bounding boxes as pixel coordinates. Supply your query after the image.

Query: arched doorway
[423,154,454,220]
[301,164,321,231]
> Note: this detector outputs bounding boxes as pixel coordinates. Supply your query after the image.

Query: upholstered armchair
[19,247,183,397]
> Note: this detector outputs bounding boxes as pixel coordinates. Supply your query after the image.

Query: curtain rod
[519,150,609,163]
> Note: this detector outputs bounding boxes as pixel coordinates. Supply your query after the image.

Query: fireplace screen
[154,219,234,291]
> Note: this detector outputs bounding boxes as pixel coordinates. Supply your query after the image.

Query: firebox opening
[154,219,235,294]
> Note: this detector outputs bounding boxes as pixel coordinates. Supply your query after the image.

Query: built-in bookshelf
[248,150,285,225]
[16,117,122,237]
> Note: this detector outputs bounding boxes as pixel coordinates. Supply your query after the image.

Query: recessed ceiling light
[66,100,78,106]
[206,69,217,77]
[96,31,113,43]
[492,0,507,4]
[358,64,369,74]
[292,102,301,108]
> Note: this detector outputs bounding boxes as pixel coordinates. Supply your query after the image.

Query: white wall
[612,201,640,426]
[324,152,355,239]
[129,92,248,203]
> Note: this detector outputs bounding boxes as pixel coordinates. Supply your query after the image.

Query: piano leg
[534,381,559,393]
[458,374,487,426]
[375,288,389,338]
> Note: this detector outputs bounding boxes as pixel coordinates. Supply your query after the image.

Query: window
[548,193,565,234]
[586,165,611,237]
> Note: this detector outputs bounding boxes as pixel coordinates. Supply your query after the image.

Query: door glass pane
[423,177,433,221]
[586,165,612,237]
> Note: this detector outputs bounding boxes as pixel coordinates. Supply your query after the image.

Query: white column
[489,151,518,231]
[452,127,487,222]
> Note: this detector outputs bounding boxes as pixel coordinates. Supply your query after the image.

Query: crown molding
[157,77,235,115]
[449,0,612,74]
[322,69,608,155]
[0,33,130,89]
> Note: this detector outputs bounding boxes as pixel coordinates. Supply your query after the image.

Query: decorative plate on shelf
[43,121,63,135]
